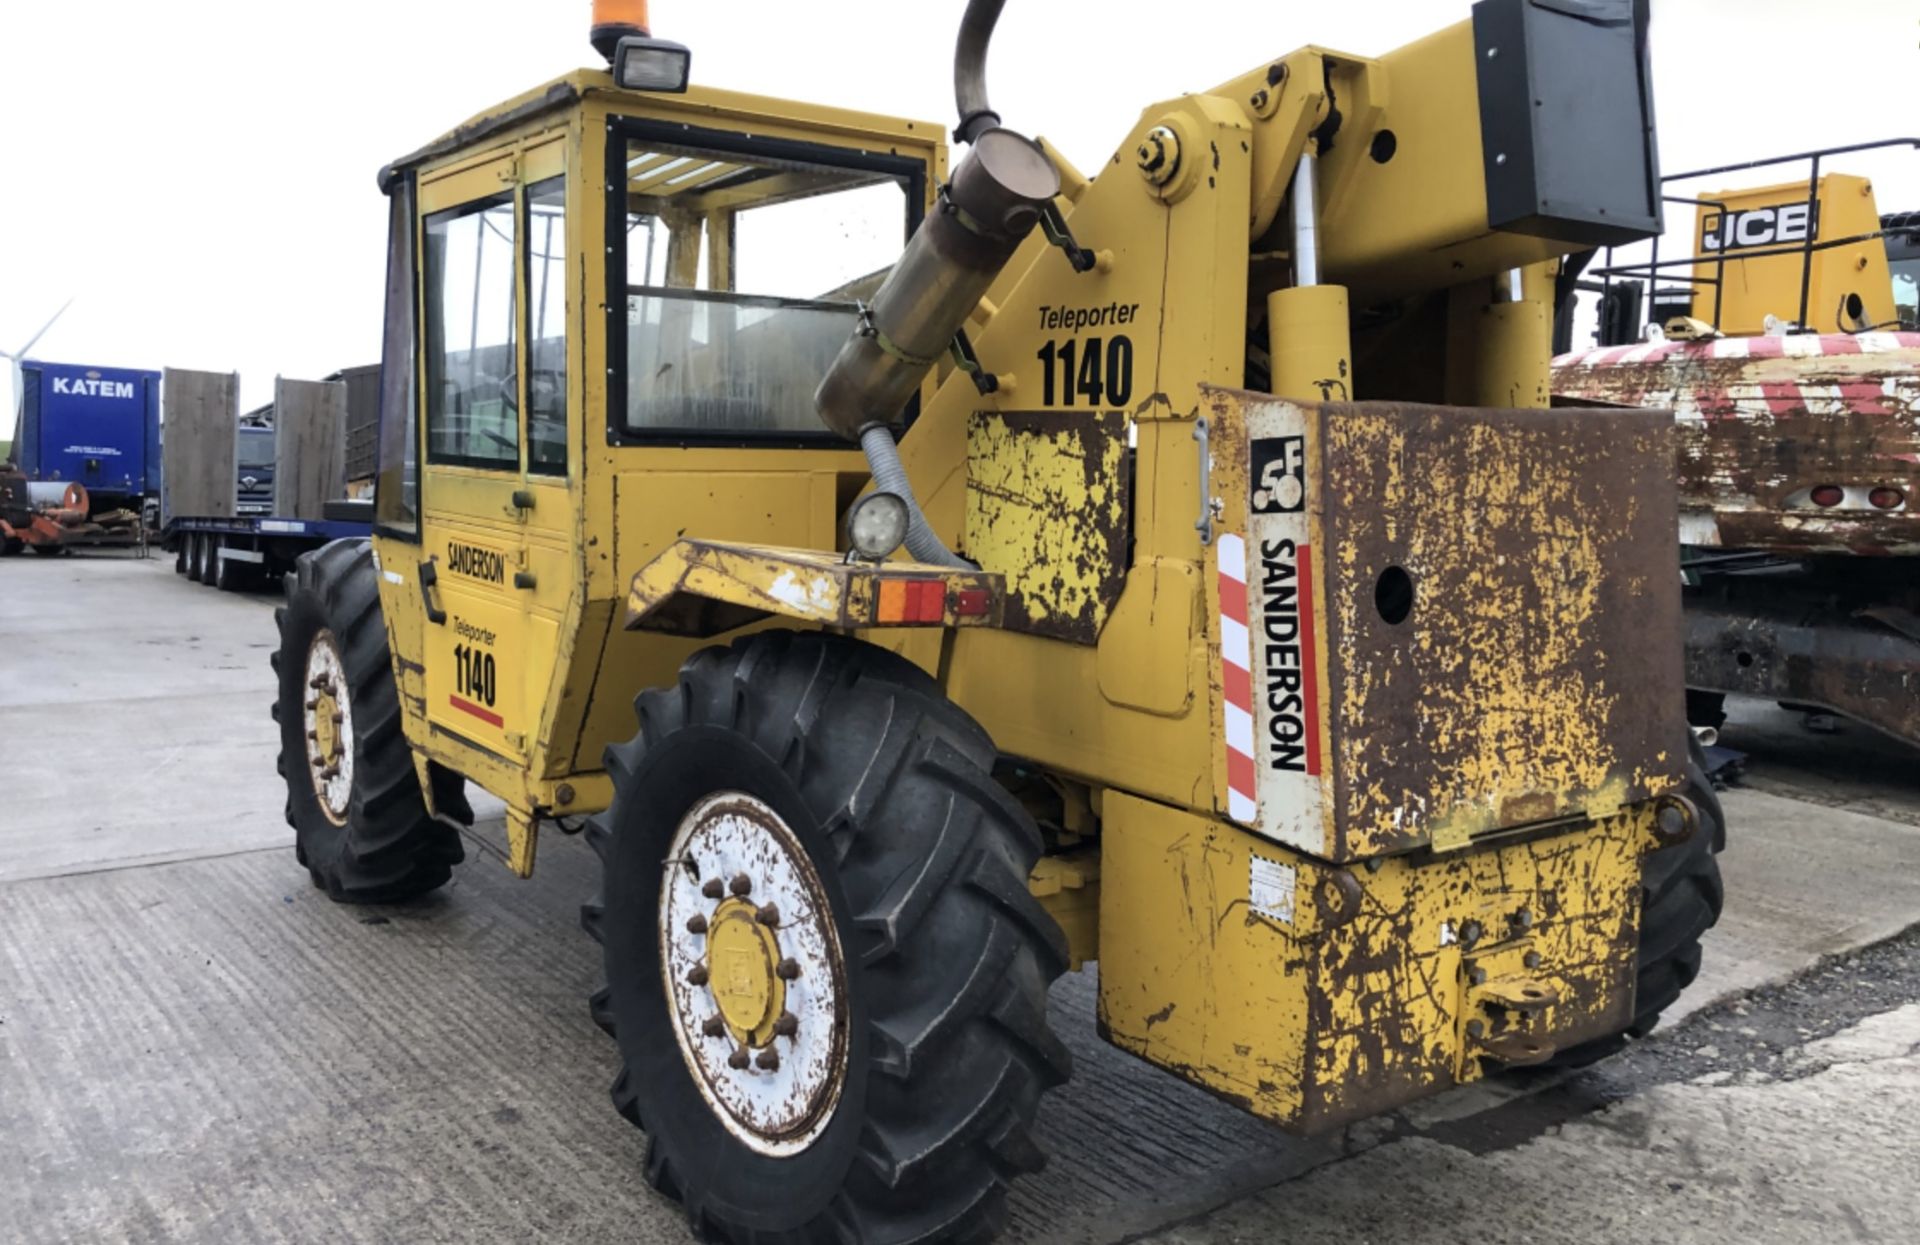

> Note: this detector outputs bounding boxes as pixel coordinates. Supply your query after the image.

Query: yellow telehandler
[273,1,1722,1239]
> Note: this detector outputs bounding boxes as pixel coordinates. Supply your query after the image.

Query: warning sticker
[1249,855,1297,924]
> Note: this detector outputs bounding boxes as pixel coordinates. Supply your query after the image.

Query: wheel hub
[302,631,353,825]
[705,896,786,1045]
[660,792,847,1156]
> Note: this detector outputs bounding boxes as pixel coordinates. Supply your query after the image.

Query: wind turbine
[2,299,75,455]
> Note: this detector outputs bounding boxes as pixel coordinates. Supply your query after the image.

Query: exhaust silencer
[813,128,1059,441]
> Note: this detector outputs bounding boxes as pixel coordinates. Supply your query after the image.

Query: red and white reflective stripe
[1217,533,1258,824]
[1553,330,1920,370]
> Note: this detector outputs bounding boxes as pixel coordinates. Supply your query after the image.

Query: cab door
[415,138,571,763]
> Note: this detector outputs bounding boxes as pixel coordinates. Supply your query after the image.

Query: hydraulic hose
[861,426,972,568]
[953,0,1009,144]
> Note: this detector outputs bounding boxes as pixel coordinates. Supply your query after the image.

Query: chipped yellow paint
[964,410,1129,643]
[1099,789,1653,1133]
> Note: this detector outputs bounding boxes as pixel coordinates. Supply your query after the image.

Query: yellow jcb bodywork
[1687,173,1897,334]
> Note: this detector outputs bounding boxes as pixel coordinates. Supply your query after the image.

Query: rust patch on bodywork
[1319,401,1683,854]
[965,409,1131,644]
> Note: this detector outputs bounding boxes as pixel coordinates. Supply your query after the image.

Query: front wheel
[272,539,467,902]
[584,632,1070,1244]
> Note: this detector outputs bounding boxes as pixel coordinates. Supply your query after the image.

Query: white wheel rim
[660,792,848,1156]
[302,631,354,825]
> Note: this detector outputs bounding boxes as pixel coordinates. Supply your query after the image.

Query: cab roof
[378,69,944,194]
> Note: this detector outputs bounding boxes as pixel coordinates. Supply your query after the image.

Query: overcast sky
[2,0,1915,412]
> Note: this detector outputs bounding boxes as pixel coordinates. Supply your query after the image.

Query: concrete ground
[3,552,1919,1243]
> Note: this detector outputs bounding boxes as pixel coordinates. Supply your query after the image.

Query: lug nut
[1524,951,1542,969]
[702,1016,726,1038]
[686,914,708,935]
[729,874,752,897]
[755,903,780,927]
[304,698,319,711]
[1513,910,1533,930]
[687,965,710,987]
[773,1012,799,1039]
[776,958,802,981]
[755,1048,781,1072]
[702,878,724,900]
[1250,88,1269,109]
[727,1047,750,1070]
[1459,919,1483,949]
[1466,1019,1485,1039]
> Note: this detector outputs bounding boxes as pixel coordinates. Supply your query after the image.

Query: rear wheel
[186,533,208,582]
[272,539,468,902]
[1545,735,1725,1068]
[584,631,1070,1244]
[173,537,187,573]
[214,544,254,592]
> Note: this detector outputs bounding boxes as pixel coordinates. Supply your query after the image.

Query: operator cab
[364,14,945,831]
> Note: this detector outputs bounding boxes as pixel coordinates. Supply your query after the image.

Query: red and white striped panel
[1217,532,1258,824]
[1553,330,1920,370]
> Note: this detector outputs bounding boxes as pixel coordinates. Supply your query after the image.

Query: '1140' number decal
[1036,335,1134,407]
[452,643,498,707]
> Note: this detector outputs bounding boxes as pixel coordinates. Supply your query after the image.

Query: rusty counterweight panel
[1554,334,1920,555]
[1318,401,1683,856]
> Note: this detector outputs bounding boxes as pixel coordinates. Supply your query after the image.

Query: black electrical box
[1472,0,1662,246]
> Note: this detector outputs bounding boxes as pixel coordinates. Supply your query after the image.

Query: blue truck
[11,359,163,512]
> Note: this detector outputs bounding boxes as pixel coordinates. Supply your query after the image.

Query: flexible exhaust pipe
[954,0,1009,144]
[815,0,1058,568]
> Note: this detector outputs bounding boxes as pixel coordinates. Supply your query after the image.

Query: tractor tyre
[583,631,1070,1245]
[272,538,467,903]
[1544,734,1725,1069]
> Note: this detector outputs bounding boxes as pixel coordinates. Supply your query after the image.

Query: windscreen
[613,133,916,439]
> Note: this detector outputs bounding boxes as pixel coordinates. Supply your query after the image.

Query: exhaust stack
[813,0,1059,566]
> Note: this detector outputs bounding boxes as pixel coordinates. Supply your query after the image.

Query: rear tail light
[1810,485,1844,507]
[876,578,947,624]
[1870,487,1906,510]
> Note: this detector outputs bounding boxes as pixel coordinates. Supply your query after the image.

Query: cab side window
[424,194,519,469]
[526,178,568,476]
[373,176,420,535]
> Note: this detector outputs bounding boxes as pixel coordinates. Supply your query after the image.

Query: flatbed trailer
[165,502,370,591]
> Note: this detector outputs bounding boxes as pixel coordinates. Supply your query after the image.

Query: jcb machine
[1555,139,1920,743]
[274,2,1722,1239]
